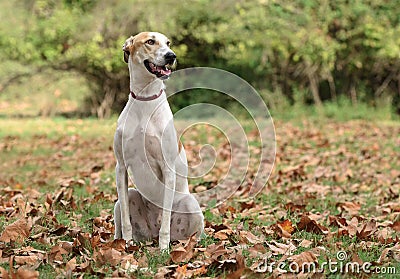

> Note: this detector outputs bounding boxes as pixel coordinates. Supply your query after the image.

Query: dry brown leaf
[154,266,174,279]
[101,238,126,252]
[0,267,9,279]
[390,220,400,232]
[214,229,233,240]
[299,239,313,248]
[239,231,263,244]
[328,215,348,227]
[15,268,39,279]
[375,243,400,264]
[351,253,364,265]
[248,243,268,259]
[288,251,318,271]
[65,257,77,272]
[280,220,295,234]
[205,242,229,260]
[174,264,187,279]
[48,246,69,262]
[337,201,361,215]
[267,241,297,255]
[356,220,376,239]
[285,202,306,212]
[170,234,197,263]
[225,255,245,279]
[14,255,42,266]
[94,248,122,266]
[297,214,328,234]
[120,254,139,273]
[272,224,291,238]
[0,218,31,243]
[191,265,207,277]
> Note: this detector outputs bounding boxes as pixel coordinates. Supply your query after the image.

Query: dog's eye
[166,41,171,47]
[146,39,155,45]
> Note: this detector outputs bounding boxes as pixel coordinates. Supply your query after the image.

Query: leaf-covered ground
[0,118,399,278]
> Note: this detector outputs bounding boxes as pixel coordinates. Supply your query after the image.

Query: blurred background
[1,0,399,119]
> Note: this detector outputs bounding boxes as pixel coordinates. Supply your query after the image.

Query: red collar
[130,89,164,101]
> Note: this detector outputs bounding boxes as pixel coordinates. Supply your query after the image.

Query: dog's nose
[164,52,176,64]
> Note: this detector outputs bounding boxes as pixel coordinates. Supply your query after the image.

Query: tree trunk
[327,72,337,102]
[307,72,322,106]
[350,82,357,106]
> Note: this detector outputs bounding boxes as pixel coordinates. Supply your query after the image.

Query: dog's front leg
[159,167,176,250]
[115,163,132,241]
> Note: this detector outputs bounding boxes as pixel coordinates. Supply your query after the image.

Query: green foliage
[1,0,399,117]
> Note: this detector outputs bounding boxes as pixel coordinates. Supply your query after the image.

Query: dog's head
[123,32,176,80]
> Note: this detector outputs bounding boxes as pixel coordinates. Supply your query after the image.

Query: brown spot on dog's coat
[123,32,151,63]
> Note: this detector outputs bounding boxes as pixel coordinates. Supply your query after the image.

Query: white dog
[113,32,204,250]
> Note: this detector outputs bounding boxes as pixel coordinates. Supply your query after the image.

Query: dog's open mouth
[144,60,172,78]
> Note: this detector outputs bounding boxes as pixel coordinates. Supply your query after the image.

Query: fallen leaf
[288,251,318,272]
[0,218,31,243]
[48,246,68,262]
[93,248,122,266]
[214,229,233,240]
[0,267,9,279]
[356,220,376,239]
[66,257,77,272]
[279,219,295,234]
[205,242,229,260]
[170,234,197,263]
[174,264,187,279]
[226,255,245,279]
[337,201,361,215]
[299,239,313,248]
[297,214,328,234]
[15,268,39,279]
[239,231,263,244]
[101,238,126,252]
[14,255,42,266]
[267,241,297,256]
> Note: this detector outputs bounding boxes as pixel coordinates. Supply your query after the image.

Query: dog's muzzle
[164,52,176,65]
[144,52,176,79]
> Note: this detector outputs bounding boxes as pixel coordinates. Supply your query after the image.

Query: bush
[1,0,399,117]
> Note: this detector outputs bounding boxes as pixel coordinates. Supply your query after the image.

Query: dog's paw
[159,244,170,253]
[125,239,136,249]
[159,234,170,251]
[122,227,133,242]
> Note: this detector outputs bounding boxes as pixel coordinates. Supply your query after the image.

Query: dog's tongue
[157,66,171,76]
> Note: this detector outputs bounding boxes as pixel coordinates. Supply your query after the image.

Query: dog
[113,32,204,250]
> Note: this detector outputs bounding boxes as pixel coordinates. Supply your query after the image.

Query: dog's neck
[128,62,164,98]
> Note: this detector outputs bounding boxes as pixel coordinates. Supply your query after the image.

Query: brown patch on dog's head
[122,32,155,63]
[122,32,171,64]
[122,34,137,63]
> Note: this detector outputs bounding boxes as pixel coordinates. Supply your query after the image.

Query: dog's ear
[122,35,136,63]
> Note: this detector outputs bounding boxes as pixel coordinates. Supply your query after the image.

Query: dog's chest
[130,126,163,161]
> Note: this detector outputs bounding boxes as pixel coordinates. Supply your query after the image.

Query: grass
[0,117,116,138]
[0,112,399,278]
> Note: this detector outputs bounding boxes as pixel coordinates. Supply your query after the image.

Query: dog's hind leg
[114,188,153,241]
[127,188,153,241]
[170,194,204,241]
